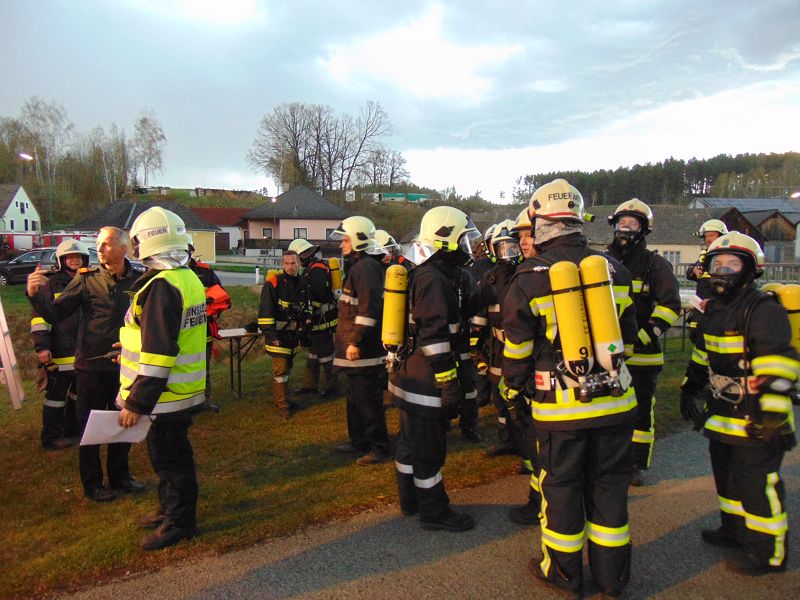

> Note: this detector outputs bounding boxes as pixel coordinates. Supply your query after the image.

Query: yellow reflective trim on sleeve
[691,347,709,367]
[612,285,633,317]
[704,333,744,354]
[140,352,177,368]
[530,296,557,342]
[258,317,276,325]
[434,368,457,383]
[637,328,652,345]
[52,356,75,365]
[759,394,793,414]
[652,305,679,325]
[751,355,800,380]
[585,521,630,547]
[631,280,644,293]
[504,338,533,360]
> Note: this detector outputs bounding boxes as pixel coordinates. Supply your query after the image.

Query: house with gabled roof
[72,201,219,262]
[0,184,43,249]
[240,186,351,250]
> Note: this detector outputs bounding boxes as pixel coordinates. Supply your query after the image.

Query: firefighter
[30,239,88,450]
[331,216,391,466]
[375,229,415,270]
[474,220,523,457]
[287,238,339,399]
[258,250,310,419]
[187,234,229,409]
[686,219,729,344]
[117,207,207,551]
[607,199,681,486]
[390,205,481,531]
[506,207,542,523]
[469,224,497,416]
[680,232,796,575]
[502,179,638,597]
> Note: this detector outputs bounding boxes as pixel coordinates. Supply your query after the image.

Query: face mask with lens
[493,239,522,264]
[707,254,746,296]
[613,224,641,247]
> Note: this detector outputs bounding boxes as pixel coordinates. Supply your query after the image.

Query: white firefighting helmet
[528,179,585,223]
[129,207,189,265]
[55,239,90,271]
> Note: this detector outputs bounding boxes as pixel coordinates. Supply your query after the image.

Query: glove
[439,379,464,420]
[746,413,794,443]
[679,388,702,426]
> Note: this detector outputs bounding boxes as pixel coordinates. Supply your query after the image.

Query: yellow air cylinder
[328,257,343,298]
[549,261,594,380]
[382,264,408,349]
[579,255,624,375]
[761,282,783,294]
[777,284,800,353]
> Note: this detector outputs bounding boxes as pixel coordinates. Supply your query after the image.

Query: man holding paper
[117,207,208,551]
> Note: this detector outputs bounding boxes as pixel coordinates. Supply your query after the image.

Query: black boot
[419,510,475,532]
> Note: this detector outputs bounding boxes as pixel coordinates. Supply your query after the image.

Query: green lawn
[0,283,693,599]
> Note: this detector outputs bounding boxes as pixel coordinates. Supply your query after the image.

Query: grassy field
[0,283,693,599]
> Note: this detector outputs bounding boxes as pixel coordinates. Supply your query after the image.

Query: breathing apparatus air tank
[328,257,343,299]
[579,255,624,395]
[776,284,800,354]
[761,282,783,294]
[549,261,594,400]
[382,264,409,373]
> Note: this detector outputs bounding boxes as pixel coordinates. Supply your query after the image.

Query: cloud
[718,46,800,73]
[403,80,800,202]
[528,79,569,93]
[318,4,523,103]
[123,0,267,27]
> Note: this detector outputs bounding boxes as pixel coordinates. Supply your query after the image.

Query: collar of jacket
[537,232,587,254]
[608,236,647,259]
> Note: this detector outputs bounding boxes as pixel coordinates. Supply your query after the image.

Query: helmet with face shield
[608,198,653,248]
[704,231,764,296]
[411,206,481,266]
[490,219,522,265]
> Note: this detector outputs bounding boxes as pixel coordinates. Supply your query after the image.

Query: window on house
[262,227,273,238]
[24,219,29,231]
[662,250,681,266]
[325,228,336,240]
[20,203,25,214]
[293,228,308,239]
[31,221,37,231]
[10,220,14,229]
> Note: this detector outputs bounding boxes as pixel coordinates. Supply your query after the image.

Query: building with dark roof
[240,185,351,248]
[191,207,251,253]
[72,200,219,262]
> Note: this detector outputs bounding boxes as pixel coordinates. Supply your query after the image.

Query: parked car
[0,246,144,285]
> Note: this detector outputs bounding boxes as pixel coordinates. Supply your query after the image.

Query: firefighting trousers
[476,371,492,407]
[75,369,132,493]
[345,366,390,453]
[514,398,540,498]
[490,372,519,453]
[147,415,198,529]
[458,360,478,433]
[536,423,633,595]
[302,331,337,393]
[394,409,451,519]
[629,365,660,469]
[42,371,78,445]
[709,439,788,568]
[271,355,294,410]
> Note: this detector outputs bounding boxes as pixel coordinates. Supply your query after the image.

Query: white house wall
[1,188,42,235]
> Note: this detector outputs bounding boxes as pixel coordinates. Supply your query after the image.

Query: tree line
[0,96,166,226]
[513,152,800,206]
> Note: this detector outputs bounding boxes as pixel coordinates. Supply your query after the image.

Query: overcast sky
[2,0,799,202]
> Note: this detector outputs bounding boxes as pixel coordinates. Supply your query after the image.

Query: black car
[0,246,144,285]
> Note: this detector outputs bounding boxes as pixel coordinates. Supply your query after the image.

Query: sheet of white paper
[689,294,705,313]
[80,410,152,445]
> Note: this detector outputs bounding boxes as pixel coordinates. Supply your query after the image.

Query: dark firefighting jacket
[390,255,415,270]
[607,239,681,368]
[683,285,799,446]
[333,253,386,370]
[304,257,338,333]
[389,255,463,418]
[189,258,226,341]
[472,262,516,379]
[30,269,81,373]
[503,233,638,431]
[118,267,207,418]
[258,270,308,358]
[29,260,144,372]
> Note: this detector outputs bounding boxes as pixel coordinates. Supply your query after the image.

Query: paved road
[62,423,800,599]
[217,270,261,287]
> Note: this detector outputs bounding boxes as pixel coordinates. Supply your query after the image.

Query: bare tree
[249,101,392,192]
[131,109,166,187]
[88,124,129,202]
[360,146,409,188]
[20,96,74,191]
